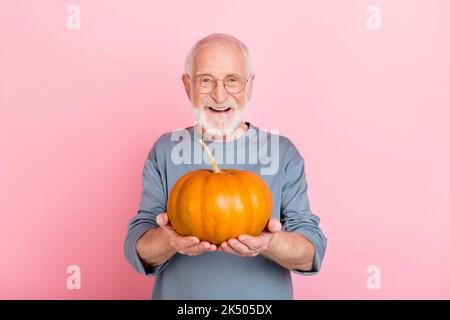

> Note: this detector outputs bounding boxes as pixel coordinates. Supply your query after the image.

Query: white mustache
[202,98,237,109]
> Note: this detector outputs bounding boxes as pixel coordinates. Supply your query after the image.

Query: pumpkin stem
[198,138,221,173]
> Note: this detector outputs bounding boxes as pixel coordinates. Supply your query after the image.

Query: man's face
[182,42,253,136]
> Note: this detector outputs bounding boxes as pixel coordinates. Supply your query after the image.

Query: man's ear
[246,74,255,100]
[182,74,192,101]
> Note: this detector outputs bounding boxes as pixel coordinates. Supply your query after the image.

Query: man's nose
[211,80,228,103]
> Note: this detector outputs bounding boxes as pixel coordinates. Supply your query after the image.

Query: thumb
[156,213,169,227]
[267,218,282,233]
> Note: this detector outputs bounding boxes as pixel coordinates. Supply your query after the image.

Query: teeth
[210,107,229,111]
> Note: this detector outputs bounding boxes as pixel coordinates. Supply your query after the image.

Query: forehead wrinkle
[193,56,247,78]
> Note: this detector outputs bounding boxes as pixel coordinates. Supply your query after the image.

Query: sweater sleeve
[124,140,170,276]
[280,144,327,275]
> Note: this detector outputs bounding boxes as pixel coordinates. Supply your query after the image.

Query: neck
[195,122,249,142]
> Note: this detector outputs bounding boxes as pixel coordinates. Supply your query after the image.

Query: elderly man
[124,33,327,299]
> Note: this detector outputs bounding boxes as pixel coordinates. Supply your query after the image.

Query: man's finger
[195,241,217,252]
[177,236,200,248]
[199,241,211,250]
[227,238,252,255]
[220,241,243,256]
[185,242,217,256]
[156,213,169,226]
[238,234,262,250]
[159,224,179,238]
[267,218,282,232]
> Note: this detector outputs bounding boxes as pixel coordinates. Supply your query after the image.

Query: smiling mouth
[208,106,232,113]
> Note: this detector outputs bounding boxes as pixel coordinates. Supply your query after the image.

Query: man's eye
[201,78,212,83]
[225,77,240,86]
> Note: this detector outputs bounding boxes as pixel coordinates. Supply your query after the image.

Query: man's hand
[156,213,218,256]
[219,218,282,257]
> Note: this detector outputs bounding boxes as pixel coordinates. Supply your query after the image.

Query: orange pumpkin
[167,139,273,244]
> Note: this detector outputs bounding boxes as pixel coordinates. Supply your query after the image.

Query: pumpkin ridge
[230,173,253,237]
[217,173,238,242]
[173,172,199,236]
[197,170,209,241]
[168,171,196,234]
[202,172,216,242]
[233,170,271,235]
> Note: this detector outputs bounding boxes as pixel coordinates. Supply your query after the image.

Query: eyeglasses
[188,73,251,94]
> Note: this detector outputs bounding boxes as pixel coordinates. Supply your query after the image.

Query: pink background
[1,0,449,299]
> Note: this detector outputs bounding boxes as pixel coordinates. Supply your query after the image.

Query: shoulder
[147,126,194,161]
[252,124,303,161]
[152,126,194,150]
[277,134,305,170]
[255,130,306,182]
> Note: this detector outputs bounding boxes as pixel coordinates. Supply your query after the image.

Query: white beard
[192,100,247,137]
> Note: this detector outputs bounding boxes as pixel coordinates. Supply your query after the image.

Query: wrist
[136,229,153,261]
[261,230,280,255]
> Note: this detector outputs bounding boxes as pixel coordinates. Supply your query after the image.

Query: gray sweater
[124,123,327,299]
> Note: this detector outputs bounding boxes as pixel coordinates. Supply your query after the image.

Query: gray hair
[184,33,254,77]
